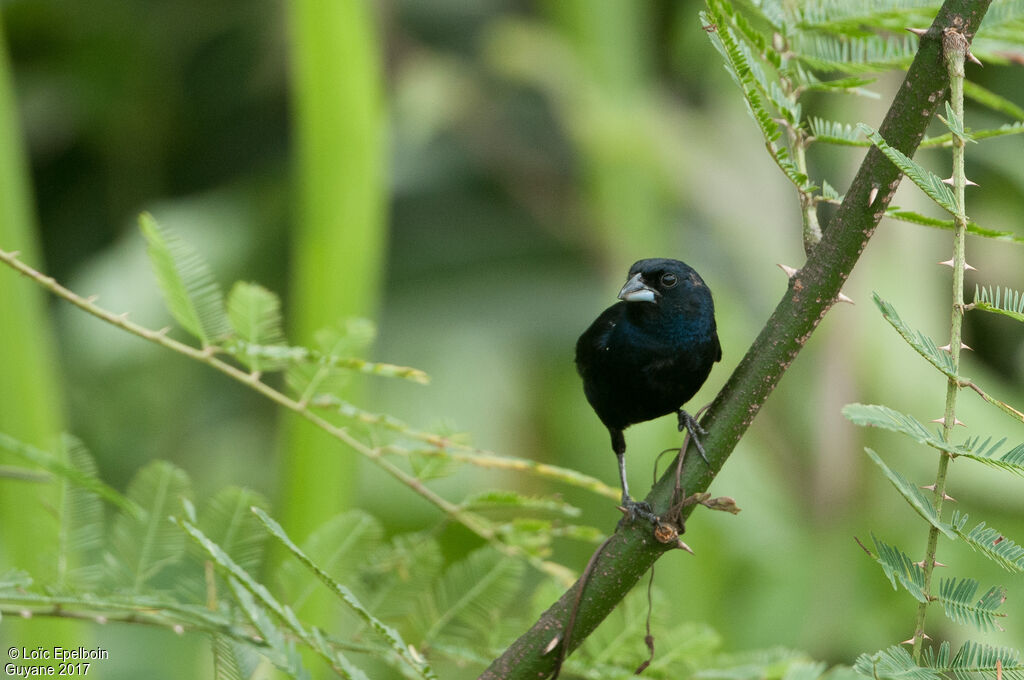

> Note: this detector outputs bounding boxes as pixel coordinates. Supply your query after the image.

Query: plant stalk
[912,25,970,662]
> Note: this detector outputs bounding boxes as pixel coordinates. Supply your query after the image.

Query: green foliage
[955,436,1024,477]
[53,436,103,591]
[108,460,192,593]
[926,640,1024,680]
[859,124,958,215]
[700,1,813,193]
[870,533,927,602]
[855,645,942,680]
[140,212,231,347]
[809,118,870,146]
[936,577,1006,632]
[858,641,1024,680]
[964,81,1024,121]
[951,512,1024,574]
[884,209,1024,244]
[974,285,1024,323]
[792,33,918,73]
[872,294,957,379]
[843,405,957,455]
[254,507,436,680]
[0,431,136,513]
[212,634,245,680]
[227,282,288,372]
[862,448,954,538]
[413,546,525,646]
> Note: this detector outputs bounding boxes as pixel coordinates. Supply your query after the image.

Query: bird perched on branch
[575,258,721,521]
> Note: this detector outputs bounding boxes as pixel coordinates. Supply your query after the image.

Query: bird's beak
[617,273,657,303]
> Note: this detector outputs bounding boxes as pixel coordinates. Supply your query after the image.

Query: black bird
[576,258,721,519]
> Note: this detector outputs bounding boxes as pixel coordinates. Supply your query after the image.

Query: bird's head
[617,258,710,309]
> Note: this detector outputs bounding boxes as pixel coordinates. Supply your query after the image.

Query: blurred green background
[1,0,1022,677]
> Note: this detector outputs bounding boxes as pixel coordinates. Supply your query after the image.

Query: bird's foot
[677,409,710,466]
[618,496,659,526]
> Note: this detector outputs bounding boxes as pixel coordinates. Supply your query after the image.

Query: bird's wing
[574,303,624,377]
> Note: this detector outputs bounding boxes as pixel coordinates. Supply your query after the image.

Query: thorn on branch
[941,175,978,187]
[777,263,799,278]
[938,258,976,271]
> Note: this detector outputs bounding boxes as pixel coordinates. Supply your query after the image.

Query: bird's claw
[618,497,659,526]
[677,410,710,466]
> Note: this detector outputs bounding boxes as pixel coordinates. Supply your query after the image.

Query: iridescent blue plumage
[576,258,721,519]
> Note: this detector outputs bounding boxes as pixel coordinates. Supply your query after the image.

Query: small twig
[551,534,616,680]
[634,565,657,675]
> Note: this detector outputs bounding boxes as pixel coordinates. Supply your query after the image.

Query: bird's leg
[611,429,657,525]
[677,409,710,466]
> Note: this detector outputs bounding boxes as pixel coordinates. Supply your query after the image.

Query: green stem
[796,136,822,254]
[912,25,970,663]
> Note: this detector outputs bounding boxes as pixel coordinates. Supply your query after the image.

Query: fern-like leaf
[870,534,927,602]
[227,282,287,372]
[181,517,370,679]
[460,490,582,519]
[854,645,942,680]
[921,122,1024,150]
[844,404,958,453]
[277,510,384,610]
[414,547,525,645]
[139,212,231,347]
[926,640,1024,680]
[795,0,940,35]
[284,318,430,400]
[0,431,134,513]
[0,570,33,590]
[227,578,310,679]
[859,124,958,215]
[180,487,269,605]
[253,508,436,680]
[201,487,269,576]
[798,71,879,98]
[956,436,1024,478]
[809,117,869,146]
[964,80,1024,121]
[702,8,812,192]
[886,209,1024,243]
[211,635,244,680]
[54,435,104,591]
[936,577,1007,632]
[792,33,918,73]
[974,285,1024,323]
[952,511,1024,573]
[862,448,954,538]
[939,101,974,143]
[872,294,957,379]
[107,460,192,593]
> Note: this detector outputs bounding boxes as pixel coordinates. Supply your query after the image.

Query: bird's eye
[661,273,678,287]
